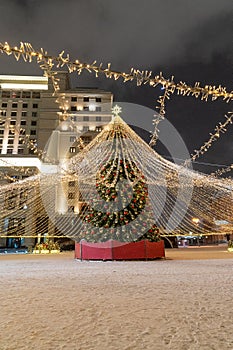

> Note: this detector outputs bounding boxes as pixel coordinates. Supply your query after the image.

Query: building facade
[0,72,113,248]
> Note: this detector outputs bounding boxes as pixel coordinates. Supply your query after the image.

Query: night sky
[0,0,232,174]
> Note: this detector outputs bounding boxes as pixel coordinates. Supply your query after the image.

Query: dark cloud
[0,0,232,172]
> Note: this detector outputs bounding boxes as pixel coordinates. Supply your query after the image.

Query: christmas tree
[79,157,160,242]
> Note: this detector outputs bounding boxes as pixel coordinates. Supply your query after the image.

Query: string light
[186,111,233,163]
[0,42,232,240]
[0,42,232,102]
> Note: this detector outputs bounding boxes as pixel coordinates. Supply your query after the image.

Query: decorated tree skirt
[75,240,165,261]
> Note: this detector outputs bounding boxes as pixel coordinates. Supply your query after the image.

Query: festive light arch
[0,42,232,241]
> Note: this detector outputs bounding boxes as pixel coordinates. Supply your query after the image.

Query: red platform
[75,240,165,260]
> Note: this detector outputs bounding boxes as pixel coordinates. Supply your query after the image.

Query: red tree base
[75,240,165,260]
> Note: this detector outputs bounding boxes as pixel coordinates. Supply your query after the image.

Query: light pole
[192,217,200,246]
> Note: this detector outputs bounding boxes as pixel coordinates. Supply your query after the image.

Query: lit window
[96,126,102,132]
[69,147,76,153]
[12,91,21,98]
[89,105,96,111]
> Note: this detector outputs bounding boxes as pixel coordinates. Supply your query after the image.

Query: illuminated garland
[0,42,232,102]
[186,111,233,163]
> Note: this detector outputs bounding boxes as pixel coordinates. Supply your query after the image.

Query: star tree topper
[111,105,122,117]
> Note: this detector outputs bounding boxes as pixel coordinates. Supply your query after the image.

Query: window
[83,97,89,102]
[0,121,5,126]
[71,116,77,122]
[11,112,17,117]
[9,130,15,135]
[32,112,37,117]
[83,126,89,132]
[96,106,101,112]
[96,116,102,121]
[70,136,76,142]
[21,112,27,117]
[22,91,31,98]
[71,96,77,102]
[7,149,13,154]
[71,106,77,111]
[12,103,18,109]
[32,92,40,99]
[12,91,21,98]
[69,147,76,153]
[2,91,10,98]
[68,193,75,199]
[96,97,101,102]
[96,126,103,132]
[21,120,26,126]
[22,103,28,108]
[33,103,38,109]
[30,130,36,135]
[10,120,16,125]
[1,103,7,108]
[18,149,24,154]
[83,116,89,121]
[68,181,75,187]
[19,139,23,144]
[1,111,6,116]
[83,106,89,111]
[0,130,4,134]
[31,121,37,126]
[8,139,14,144]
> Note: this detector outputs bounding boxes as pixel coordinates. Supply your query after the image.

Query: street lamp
[192,217,200,246]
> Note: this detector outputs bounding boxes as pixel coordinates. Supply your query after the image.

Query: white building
[0,72,113,248]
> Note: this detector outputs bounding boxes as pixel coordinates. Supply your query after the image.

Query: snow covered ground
[0,247,233,350]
